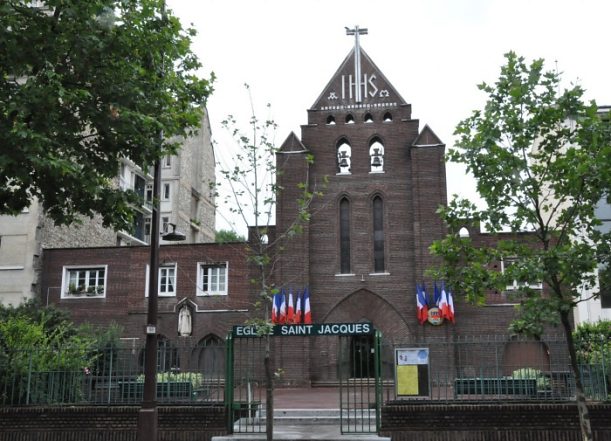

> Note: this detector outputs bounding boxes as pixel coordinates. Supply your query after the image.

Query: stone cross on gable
[345,25,368,103]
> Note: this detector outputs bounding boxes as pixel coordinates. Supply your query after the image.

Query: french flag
[287,289,295,324]
[303,287,312,324]
[445,285,455,324]
[271,292,279,323]
[279,289,287,324]
[433,281,441,307]
[416,283,428,325]
[438,283,449,320]
[294,291,302,324]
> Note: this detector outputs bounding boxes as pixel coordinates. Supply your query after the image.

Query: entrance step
[221,408,388,441]
[213,423,390,441]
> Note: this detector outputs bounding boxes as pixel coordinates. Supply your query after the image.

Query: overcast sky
[166,0,611,234]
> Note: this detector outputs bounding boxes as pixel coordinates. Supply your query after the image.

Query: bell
[371,155,382,167]
[339,157,349,168]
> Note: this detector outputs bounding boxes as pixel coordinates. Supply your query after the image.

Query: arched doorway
[350,334,376,378]
[196,334,225,377]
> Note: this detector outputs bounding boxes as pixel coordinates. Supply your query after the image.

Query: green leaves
[0,0,213,230]
[431,52,611,336]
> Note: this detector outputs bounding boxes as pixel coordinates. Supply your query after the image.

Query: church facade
[40,35,528,386]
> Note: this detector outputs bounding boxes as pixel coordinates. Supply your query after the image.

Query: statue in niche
[178,305,192,336]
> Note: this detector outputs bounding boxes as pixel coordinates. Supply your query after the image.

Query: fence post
[225,332,234,433]
[26,351,33,405]
[108,348,114,404]
[600,334,608,398]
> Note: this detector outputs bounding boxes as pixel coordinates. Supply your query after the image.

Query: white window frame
[501,258,543,291]
[145,263,177,297]
[163,155,172,168]
[61,265,107,299]
[197,262,228,296]
[162,183,171,201]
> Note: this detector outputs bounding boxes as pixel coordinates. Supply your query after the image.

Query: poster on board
[395,348,430,397]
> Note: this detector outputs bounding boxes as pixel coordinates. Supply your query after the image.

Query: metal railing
[380,334,609,403]
[0,340,225,406]
[1,334,607,407]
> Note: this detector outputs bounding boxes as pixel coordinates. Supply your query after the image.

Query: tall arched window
[340,198,351,274]
[369,138,384,173]
[337,139,352,174]
[373,196,385,272]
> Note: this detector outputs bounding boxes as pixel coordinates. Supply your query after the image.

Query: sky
[166,0,611,234]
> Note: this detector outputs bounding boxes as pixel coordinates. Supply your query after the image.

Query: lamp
[162,223,186,241]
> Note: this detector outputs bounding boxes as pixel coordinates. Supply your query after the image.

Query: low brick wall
[0,405,227,441]
[381,402,611,441]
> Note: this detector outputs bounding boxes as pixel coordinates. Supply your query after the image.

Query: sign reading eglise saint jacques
[233,322,374,337]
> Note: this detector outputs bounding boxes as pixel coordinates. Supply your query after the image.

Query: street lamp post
[137,157,186,440]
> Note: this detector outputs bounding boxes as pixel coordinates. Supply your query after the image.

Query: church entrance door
[226,323,382,435]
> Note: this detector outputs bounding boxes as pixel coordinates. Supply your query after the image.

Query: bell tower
[275,27,447,341]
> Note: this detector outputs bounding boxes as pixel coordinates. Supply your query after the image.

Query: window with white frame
[197,262,228,296]
[163,155,172,168]
[501,258,542,291]
[145,263,177,297]
[162,183,171,201]
[62,266,107,298]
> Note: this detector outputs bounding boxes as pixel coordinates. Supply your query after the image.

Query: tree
[215,229,246,244]
[430,52,611,441]
[0,0,213,231]
[213,85,321,441]
[0,300,123,404]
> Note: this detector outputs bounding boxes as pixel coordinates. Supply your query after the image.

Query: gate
[225,323,382,434]
[338,330,382,433]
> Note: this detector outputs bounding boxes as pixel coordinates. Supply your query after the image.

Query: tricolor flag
[438,283,449,320]
[303,287,312,324]
[433,281,441,307]
[416,283,428,325]
[294,291,302,324]
[446,286,455,324]
[279,289,287,324]
[271,292,279,323]
[287,289,295,324]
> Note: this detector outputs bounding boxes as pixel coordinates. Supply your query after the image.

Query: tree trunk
[560,310,593,441]
[264,336,273,441]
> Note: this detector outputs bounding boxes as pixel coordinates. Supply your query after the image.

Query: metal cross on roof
[345,25,368,103]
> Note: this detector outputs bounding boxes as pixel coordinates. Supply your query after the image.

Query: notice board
[395,348,430,397]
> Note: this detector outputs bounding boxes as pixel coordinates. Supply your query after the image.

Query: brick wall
[381,402,611,441]
[0,405,227,441]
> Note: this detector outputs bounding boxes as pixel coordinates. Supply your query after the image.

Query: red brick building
[41,41,533,384]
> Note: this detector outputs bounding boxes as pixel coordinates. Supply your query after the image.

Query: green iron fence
[380,334,609,403]
[1,334,607,407]
[0,338,225,406]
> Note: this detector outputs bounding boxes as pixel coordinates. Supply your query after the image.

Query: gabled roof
[310,47,407,111]
[279,131,308,153]
[412,124,444,147]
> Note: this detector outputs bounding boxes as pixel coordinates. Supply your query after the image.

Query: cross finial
[345,26,368,103]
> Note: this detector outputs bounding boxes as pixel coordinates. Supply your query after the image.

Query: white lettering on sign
[341,74,382,101]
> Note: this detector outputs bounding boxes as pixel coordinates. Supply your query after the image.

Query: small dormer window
[326,115,336,125]
[345,114,355,124]
[337,139,352,174]
[364,113,374,123]
[383,112,393,122]
[369,138,384,173]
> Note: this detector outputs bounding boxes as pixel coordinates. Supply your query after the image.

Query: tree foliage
[0,300,123,404]
[0,0,213,230]
[431,52,610,330]
[215,229,245,244]
[430,52,610,441]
